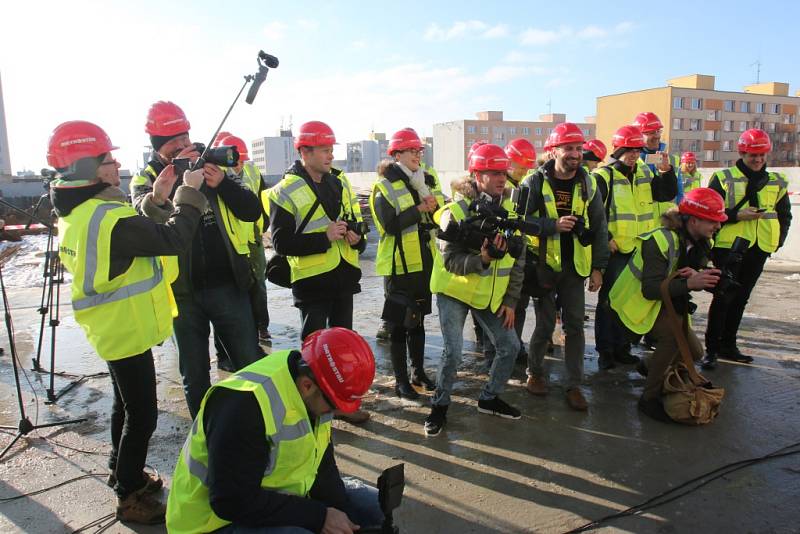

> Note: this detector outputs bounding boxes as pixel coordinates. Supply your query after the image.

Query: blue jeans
[432,294,520,406]
[174,283,262,419]
[216,478,383,533]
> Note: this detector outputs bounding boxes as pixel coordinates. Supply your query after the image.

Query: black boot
[424,404,448,436]
[395,382,420,400]
[390,341,418,400]
[410,345,435,391]
[614,346,640,365]
[597,351,616,370]
[701,352,718,370]
[411,373,435,391]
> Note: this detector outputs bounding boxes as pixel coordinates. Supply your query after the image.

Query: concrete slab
[1,240,799,533]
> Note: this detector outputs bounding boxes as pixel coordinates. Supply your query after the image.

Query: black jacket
[51,183,205,280]
[131,158,261,296]
[269,162,365,305]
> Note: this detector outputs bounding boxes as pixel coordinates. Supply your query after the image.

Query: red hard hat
[467,140,488,161]
[469,143,510,173]
[582,139,607,161]
[546,123,585,148]
[737,128,772,154]
[387,128,424,155]
[220,134,249,161]
[612,125,646,149]
[46,120,118,169]
[681,151,697,164]
[144,101,191,137]
[505,138,536,169]
[301,328,375,413]
[295,121,336,149]
[632,112,663,133]
[679,187,727,222]
[213,131,233,147]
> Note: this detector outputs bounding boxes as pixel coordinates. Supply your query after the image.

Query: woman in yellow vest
[680,151,703,192]
[702,128,792,368]
[370,129,438,399]
[609,188,725,421]
[47,120,207,524]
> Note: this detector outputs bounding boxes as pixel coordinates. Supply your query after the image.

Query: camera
[571,214,595,247]
[644,153,662,165]
[437,193,541,260]
[172,142,241,181]
[712,236,750,298]
[342,213,370,236]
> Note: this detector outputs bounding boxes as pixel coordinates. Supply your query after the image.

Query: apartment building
[433,111,596,172]
[596,74,800,167]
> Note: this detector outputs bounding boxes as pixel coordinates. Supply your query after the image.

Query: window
[522,127,531,135]
[690,140,701,152]
[673,97,684,109]
[781,133,789,143]
[480,126,488,134]
[766,122,776,132]
[769,103,780,114]
[723,140,733,151]
[583,129,590,136]
[706,110,721,121]
[724,100,735,112]
[783,114,796,124]
[691,98,702,110]
[689,119,701,131]
[671,139,682,151]
[752,120,762,129]
[755,102,765,113]
[704,130,720,141]
[723,120,732,132]
[467,125,475,134]
[672,118,682,130]
[508,127,516,135]
[534,140,543,148]
[705,150,717,161]
[534,127,542,135]
[740,101,750,113]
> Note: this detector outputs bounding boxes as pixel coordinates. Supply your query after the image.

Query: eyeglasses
[403,149,424,156]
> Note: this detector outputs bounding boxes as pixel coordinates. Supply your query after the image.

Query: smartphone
[644,153,662,165]
[755,208,767,213]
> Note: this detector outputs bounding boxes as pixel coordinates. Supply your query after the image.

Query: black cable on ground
[71,512,118,534]
[0,473,109,503]
[564,440,800,533]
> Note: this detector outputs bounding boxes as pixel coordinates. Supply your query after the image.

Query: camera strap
[296,175,323,234]
[390,231,410,279]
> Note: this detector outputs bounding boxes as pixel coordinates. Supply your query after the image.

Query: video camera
[341,213,370,236]
[359,464,404,534]
[570,214,595,247]
[172,142,240,181]
[437,190,542,260]
[712,236,750,298]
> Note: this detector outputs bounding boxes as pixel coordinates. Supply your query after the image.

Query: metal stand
[0,260,85,461]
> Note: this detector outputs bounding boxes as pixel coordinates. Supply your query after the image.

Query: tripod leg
[0,433,25,461]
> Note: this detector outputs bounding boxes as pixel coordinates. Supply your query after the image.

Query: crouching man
[609,188,724,421]
[166,328,383,533]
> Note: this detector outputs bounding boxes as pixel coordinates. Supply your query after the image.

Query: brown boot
[107,471,163,494]
[116,487,166,524]
[334,409,370,424]
[525,375,548,396]
[566,388,588,412]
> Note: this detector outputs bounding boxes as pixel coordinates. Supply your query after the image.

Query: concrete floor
[1,240,799,533]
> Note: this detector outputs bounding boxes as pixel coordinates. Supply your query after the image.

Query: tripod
[0,258,86,461]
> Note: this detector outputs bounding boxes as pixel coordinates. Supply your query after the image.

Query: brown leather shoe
[566,388,588,411]
[116,487,166,524]
[334,409,370,424]
[525,375,548,396]
[107,471,163,494]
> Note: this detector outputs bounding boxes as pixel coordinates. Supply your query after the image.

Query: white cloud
[577,25,607,39]
[483,65,549,83]
[520,21,634,46]
[298,19,320,31]
[520,27,568,45]
[425,20,508,41]
[263,21,288,42]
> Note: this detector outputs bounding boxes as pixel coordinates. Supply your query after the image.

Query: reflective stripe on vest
[683,171,702,193]
[539,175,596,277]
[609,228,679,334]
[166,351,332,534]
[714,167,787,253]
[268,172,362,282]
[429,197,517,312]
[57,199,174,361]
[600,163,659,254]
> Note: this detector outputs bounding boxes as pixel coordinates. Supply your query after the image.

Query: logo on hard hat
[59,137,97,147]
[322,343,345,383]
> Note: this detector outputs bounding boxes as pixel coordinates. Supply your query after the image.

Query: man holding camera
[609,188,725,421]
[166,328,383,533]
[423,143,527,437]
[702,128,792,369]
[592,125,678,370]
[634,112,682,212]
[131,101,263,419]
[268,121,367,341]
[521,123,608,411]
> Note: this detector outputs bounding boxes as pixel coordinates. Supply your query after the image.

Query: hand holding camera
[556,215,577,233]
[326,220,348,242]
[480,234,507,264]
[203,163,224,188]
[688,268,721,291]
[183,168,205,190]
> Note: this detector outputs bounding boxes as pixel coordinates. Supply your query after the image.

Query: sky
[2,0,800,173]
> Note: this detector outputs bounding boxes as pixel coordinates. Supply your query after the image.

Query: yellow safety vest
[370,177,436,276]
[166,350,331,534]
[241,162,266,239]
[429,197,517,312]
[682,170,703,193]
[538,175,596,277]
[267,170,363,283]
[714,166,788,253]
[57,198,178,361]
[133,163,251,255]
[593,162,658,254]
[609,228,680,334]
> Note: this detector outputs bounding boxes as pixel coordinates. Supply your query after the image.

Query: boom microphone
[258,50,280,68]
